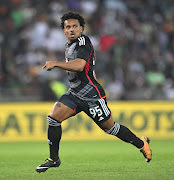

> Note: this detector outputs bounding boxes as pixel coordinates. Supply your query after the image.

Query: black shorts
[58,92,111,125]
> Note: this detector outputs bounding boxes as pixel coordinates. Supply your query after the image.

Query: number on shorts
[89,106,103,118]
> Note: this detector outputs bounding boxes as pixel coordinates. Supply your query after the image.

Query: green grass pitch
[0,140,174,180]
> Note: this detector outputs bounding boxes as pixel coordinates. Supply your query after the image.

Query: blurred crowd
[0,0,174,101]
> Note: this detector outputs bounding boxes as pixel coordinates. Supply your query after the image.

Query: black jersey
[65,34,106,100]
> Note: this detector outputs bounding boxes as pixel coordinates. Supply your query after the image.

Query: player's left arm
[42,58,86,72]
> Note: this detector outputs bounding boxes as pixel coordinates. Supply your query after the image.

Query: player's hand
[42,61,56,71]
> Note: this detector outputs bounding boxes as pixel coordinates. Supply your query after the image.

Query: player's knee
[49,112,64,122]
[47,115,61,127]
[105,122,120,136]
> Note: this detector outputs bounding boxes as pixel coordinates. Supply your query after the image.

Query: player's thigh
[50,102,74,122]
[84,98,112,126]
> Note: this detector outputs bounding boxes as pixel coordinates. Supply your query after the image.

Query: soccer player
[35,12,152,173]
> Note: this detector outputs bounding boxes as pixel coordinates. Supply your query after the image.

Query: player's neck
[67,38,77,45]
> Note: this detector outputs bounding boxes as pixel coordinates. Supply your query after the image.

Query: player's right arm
[42,58,86,72]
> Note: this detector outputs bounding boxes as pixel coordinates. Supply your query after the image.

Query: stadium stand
[0,0,174,101]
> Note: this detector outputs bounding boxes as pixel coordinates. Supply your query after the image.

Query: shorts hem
[95,114,111,125]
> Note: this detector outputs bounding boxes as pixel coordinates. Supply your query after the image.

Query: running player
[35,12,152,173]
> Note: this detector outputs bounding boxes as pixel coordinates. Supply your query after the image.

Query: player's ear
[80,26,83,33]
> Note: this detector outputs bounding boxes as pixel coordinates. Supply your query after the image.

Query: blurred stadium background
[0,0,174,179]
[1,0,174,102]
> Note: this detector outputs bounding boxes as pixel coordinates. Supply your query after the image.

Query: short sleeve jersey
[65,34,106,101]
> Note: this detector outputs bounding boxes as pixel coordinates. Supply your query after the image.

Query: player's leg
[84,98,152,162]
[98,116,152,162]
[48,102,74,162]
[99,116,144,148]
[36,93,78,173]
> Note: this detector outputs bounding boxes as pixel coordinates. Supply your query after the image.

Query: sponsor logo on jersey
[68,47,73,55]
[67,43,76,55]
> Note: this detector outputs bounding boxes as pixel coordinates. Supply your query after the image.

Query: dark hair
[60,12,85,30]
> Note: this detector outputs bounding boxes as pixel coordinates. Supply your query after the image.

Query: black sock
[116,125,144,149]
[47,118,62,161]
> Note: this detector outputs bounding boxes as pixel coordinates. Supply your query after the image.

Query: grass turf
[0,140,173,180]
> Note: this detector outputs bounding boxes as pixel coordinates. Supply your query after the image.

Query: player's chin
[69,36,78,42]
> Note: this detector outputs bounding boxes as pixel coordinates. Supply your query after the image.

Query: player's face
[64,19,83,43]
